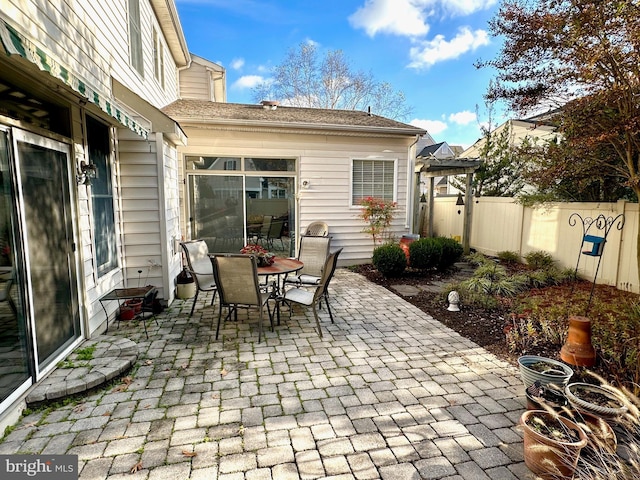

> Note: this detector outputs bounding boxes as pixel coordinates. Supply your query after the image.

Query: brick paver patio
[0,269,534,479]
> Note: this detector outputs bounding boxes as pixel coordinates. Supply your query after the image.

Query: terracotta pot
[125,299,143,313]
[560,315,596,367]
[119,305,135,321]
[573,411,617,454]
[399,234,420,265]
[521,410,588,479]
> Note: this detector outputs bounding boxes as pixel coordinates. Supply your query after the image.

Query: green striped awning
[0,19,149,140]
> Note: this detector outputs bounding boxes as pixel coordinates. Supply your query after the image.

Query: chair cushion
[285,274,321,286]
[283,288,314,306]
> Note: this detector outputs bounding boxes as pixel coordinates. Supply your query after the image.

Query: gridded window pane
[186,156,240,171]
[352,159,395,205]
[87,116,117,276]
[245,158,295,172]
[128,0,143,76]
[153,28,165,88]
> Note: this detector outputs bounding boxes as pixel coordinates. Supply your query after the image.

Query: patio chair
[211,253,274,342]
[265,218,286,250]
[284,235,331,289]
[180,240,217,317]
[253,215,272,245]
[282,248,342,337]
[304,221,329,237]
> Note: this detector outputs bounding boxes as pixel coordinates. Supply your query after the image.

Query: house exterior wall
[2,0,179,108]
[430,197,638,292]
[0,0,186,427]
[180,63,211,100]
[178,127,419,265]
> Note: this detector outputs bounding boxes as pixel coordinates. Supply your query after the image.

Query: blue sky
[175,0,503,148]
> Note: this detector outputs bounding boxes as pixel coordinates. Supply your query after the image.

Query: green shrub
[372,243,406,277]
[523,250,555,270]
[497,250,521,264]
[435,237,463,270]
[409,238,442,270]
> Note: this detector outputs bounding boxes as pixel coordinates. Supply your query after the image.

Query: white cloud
[230,58,245,70]
[232,75,265,90]
[449,110,476,125]
[443,0,498,15]
[410,118,448,135]
[349,0,430,37]
[408,27,489,68]
[348,0,497,38]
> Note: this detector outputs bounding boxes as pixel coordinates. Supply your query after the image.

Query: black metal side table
[99,286,158,338]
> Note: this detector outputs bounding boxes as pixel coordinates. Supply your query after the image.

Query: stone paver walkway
[1,269,533,479]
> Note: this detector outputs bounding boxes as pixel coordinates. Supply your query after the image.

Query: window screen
[352,159,395,205]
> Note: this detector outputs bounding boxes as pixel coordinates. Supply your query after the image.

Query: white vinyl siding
[2,1,180,109]
[351,159,396,205]
[118,130,181,302]
[180,62,213,100]
[178,58,226,102]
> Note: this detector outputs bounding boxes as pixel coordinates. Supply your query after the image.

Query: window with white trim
[128,0,143,76]
[351,159,396,205]
[87,116,117,277]
[153,27,165,88]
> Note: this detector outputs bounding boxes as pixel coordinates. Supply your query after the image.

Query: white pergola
[415,157,481,254]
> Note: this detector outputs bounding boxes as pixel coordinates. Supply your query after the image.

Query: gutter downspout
[406,134,422,231]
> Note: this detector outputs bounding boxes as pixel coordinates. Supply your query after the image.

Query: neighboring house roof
[162,100,426,136]
[417,141,456,159]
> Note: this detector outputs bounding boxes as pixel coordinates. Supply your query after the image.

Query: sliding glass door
[187,156,296,256]
[0,128,31,408]
[14,129,80,373]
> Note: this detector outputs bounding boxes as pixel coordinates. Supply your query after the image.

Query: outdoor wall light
[76,160,97,185]
[301,179,310,189]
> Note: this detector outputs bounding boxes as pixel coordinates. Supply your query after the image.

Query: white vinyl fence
[426,197,639,293]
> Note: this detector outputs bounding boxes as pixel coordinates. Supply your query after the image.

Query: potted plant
[520,409,588,479]
[525,380,568,411]
[240,244,275,267]
[518,355,574,389]
[124,298,143,313]
[565,382,628,419]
